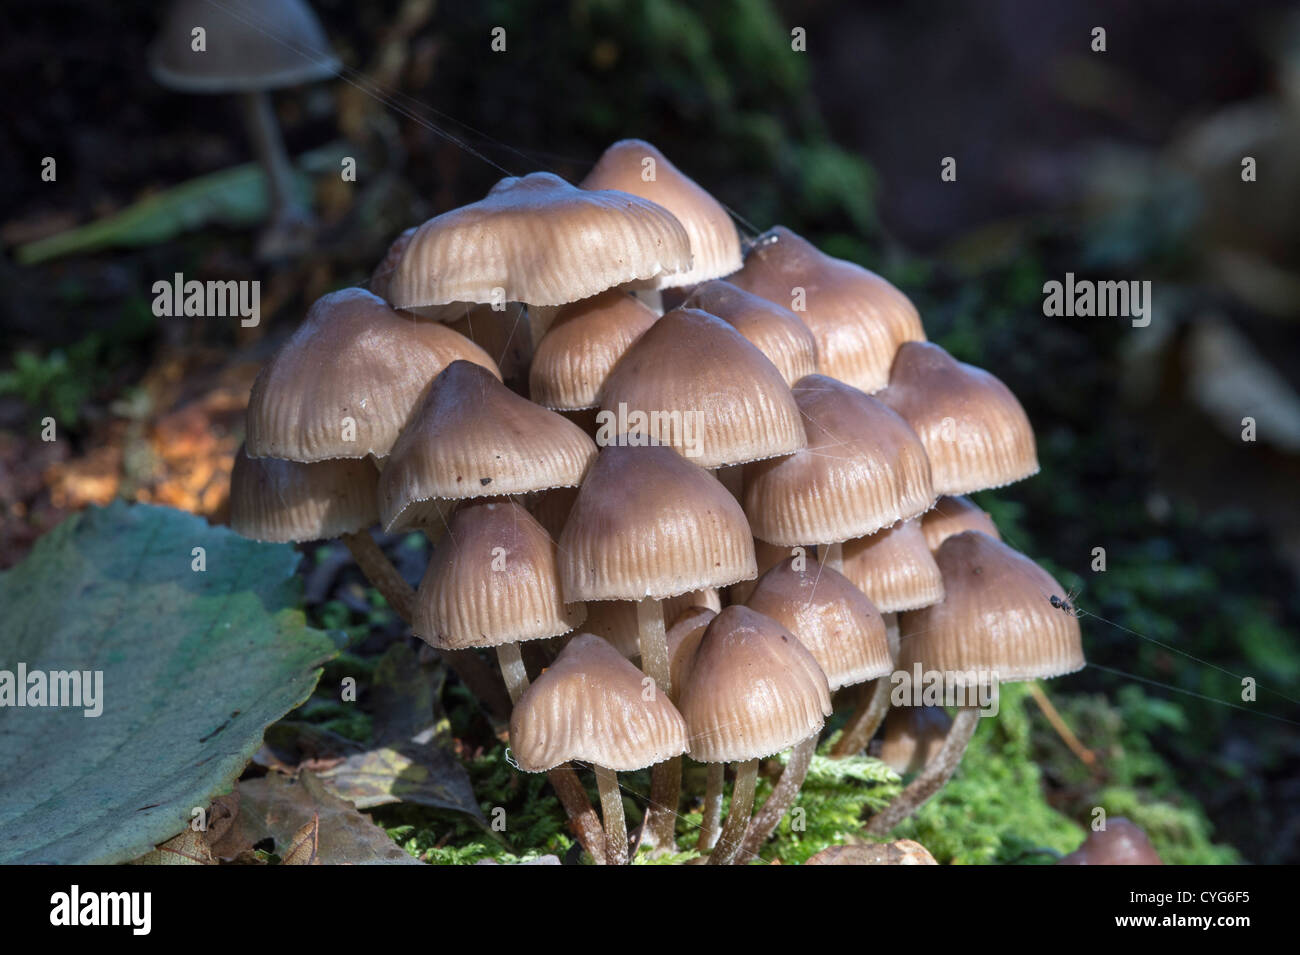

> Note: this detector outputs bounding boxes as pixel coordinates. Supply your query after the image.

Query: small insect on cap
[677,605,832,763]
[1059,819,1164,865]
[597,307,807,468]
[877,342,1039,496]
[730,226,925,394]
[841,518,946,613]
[508,633,689,773]
[879,705,953,776]
[150,0,340,94]
[558,444,758,603]
[581,139,743,288]
[745,557,893,691]
[897,531,1085,685]
[414,500,584,650]
[378,360,597,531]
[921,495,1001,552]
[529,290,659,411]
[387,172,693,310]
[229,444,378,543]
[743,375,936,547]
[681,280,819,387]
[244,288,501,463]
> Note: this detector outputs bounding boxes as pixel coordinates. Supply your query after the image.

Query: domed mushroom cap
[897,531,1085,684]
[879,705,952,776]
[678,606,832,763]
[682,280,818,386]
[370,226,416,302]
[1059,819,1163,865]
[597,308,806,468]
[414,500,584,650]
[745,557,892,690]
[387,172,693,309]
[841,518,945,613]
[509,633,689,772]
[559,445,757,601]
[666,605,716,700]
[245,288,500,463]
[730,227,925,393]
[379,361,597,530]
[581,139,742,288]
[529,291,658,410]
[743,375,935,546]
[921,495,1001,551]
[229,444,377,542]
[877,342,1038,494]
[805,840,938,865]
[150,0,339,93]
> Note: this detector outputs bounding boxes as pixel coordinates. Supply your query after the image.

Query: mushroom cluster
[229,138,1085,864]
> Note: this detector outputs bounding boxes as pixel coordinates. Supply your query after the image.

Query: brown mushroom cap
[559,445,757,602]
[387,172,693,309]
[245,288,500,463]
[745,557,892,690]
[1059,819,1164,865]
[879,705,953,776]
[583,590,720,661]
[897,531,1085,684]
[677,605,832,763]
[921,495,1001,551]
[877,342,1039,494]
[742,375,936,546]
[508,633,689,772]
[229,443,377,542]
[596,307,806,468]
[841,518,946,613]
[804,840,938,865]
[580,139,742,287]
[369,226,416,302]
[681,279,818,386]
[379,361,597,530]
[730,226,925,393]
[529,291,659,410]
[150,0,339,93]
[413,500,584,650]
[665,606,717,700]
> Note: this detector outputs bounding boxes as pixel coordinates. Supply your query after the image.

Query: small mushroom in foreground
[1059,819,1164,865]
[804,840,938,865]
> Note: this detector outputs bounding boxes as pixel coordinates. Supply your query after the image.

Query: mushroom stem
[709,758,759,865]
[697,762,725,853]
[830,677,893,757]
[594,765,629,865]
[633,287,664,315]
[547,763,609,865]
[737,734,817,861]
[341,531,512,721]
[240,89,308,236]
[636,598,680,851]
[865,704,981,835]
[495,642,530,705]
[1027,680,1097,768]
[821,540,844,573]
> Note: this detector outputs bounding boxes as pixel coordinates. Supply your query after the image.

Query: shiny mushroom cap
[229,444,377,542]
[387,172,693,309]
[581,139,742,287]
[508,633,689,772]
[682,279,818,386]
[879,705,953,776]
[841,518,946,613]
[665,605,717,702]
[877,342,1039,495]
[730,226,925,393]
[245,288,500,463]
[743,374,935,546]
[1059,819,1164,865]
[920,495,1001,551]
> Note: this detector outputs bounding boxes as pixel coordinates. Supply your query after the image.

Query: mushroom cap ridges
[559,444,757,601]
[529,290,659,410]
[379,360,597,530]
[682,280,818,386]
[841,518,946,613]
[730,227,925,393]
[414,500,584,650]
[745,557,892,690]
[581,139,742,287]
[387,172,693,308]
[508,633,689,772]
[743,375,936,546]
[245,288,501,463]
[877,342,1039,495]
[897,531,1085,684]
[677,605,832,763]
[229,444,378,542]
[598,308,807,468]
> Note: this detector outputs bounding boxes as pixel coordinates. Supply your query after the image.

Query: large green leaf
[0,501,337,864]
